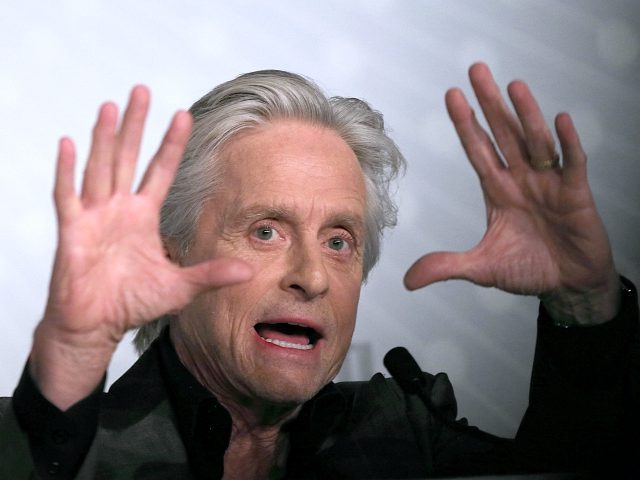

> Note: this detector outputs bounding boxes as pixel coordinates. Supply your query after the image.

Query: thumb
[182,257,254,292]
[403,251,473,291]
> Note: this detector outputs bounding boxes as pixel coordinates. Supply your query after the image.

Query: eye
[254,225,278,241]
[327,236,348,251]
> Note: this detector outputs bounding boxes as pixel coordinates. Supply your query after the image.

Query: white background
[1,0,638,437]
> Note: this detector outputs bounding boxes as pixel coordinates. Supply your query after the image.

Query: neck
[171,328,302,478]
[218,398,298,480]
[223,419,291,480]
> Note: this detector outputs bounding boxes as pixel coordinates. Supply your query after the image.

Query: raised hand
[30,87,253,408]
[404,63,620,326]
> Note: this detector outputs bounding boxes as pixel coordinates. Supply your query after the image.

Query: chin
[249,374,330,406]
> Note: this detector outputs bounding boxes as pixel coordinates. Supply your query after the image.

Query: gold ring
[533,152,560,171]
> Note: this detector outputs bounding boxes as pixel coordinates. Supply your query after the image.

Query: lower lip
[252,329,322,357]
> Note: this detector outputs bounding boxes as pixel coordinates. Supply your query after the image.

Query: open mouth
[254,322,321,351]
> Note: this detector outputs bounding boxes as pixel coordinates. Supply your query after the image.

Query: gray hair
[134,70,405,353]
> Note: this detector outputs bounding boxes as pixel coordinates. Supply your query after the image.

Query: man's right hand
[29,86,253,410]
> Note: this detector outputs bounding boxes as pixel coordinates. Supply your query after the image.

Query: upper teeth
[264,338,314,350]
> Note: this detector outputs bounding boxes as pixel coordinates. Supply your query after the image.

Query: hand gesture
[404,64,619,325]
[31,87,252,408]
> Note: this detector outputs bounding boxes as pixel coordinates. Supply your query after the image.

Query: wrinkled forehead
[219,120,365,192]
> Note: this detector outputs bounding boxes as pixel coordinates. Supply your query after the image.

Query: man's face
[173,120,366,406]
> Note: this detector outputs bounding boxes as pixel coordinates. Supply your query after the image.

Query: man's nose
[281,239,329,300]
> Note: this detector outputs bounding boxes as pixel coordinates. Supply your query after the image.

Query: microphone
[383,346,427,396]
[384,346,507,443]
[384,346,443,419]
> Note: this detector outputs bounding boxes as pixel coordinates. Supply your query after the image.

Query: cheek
[210,276,274,329]
[333,279,361,332]
[181,285,248,332]
[179,291,222,342]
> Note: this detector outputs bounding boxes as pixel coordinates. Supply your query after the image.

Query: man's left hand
[404,63,620,325]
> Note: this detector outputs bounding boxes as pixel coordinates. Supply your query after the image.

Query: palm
[49,196,176,335]
[470,170,608,296]
[44,87,251,343]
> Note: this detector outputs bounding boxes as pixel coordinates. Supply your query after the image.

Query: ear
[163,239,184,316]
[162,238,181,265]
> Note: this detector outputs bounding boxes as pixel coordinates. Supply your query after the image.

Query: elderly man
[0,64,637,479]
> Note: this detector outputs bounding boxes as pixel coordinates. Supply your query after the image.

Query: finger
[468,63,529,169]
[404,251,470,291]
[555,112,587,187]
[138,111,192,203]
[54,137,78,223]
[446,87,505,181]
[182,257,254,291]
[81,102,118,204]
[507,80,558,171]
[114,85,151,193]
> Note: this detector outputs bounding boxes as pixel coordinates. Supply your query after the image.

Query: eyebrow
[229,204,365,236]
[237,206,292,223]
